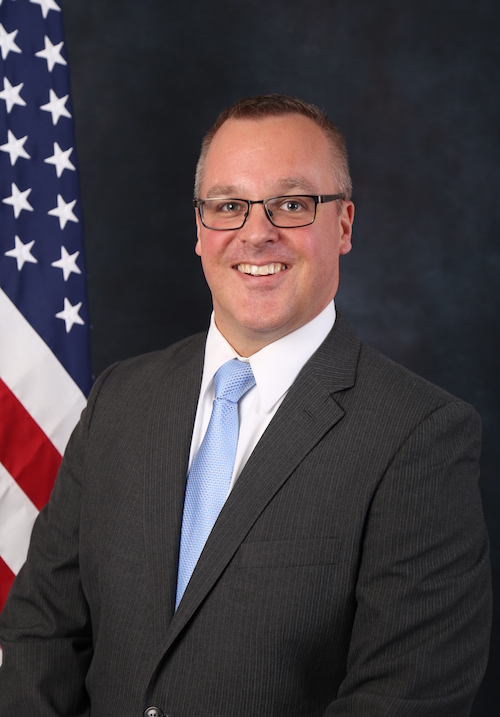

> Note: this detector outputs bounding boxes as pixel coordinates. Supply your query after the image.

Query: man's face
[195,114,354,356]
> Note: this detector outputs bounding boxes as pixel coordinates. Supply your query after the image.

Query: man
[0,95,491,716]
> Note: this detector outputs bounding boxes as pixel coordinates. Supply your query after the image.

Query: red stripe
[0,556,15,612]
[0,379,62,510]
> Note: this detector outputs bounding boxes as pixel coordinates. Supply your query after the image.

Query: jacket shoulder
[358,341,475,413]
[323,311,479,431]
[82,332,206,425]
[93,332,206,390]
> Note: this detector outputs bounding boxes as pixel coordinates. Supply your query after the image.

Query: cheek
[306,240,341,296]
[196,230,231,264]
[304,235,338,276]
[196,238,230,296]
[195,236,218,271]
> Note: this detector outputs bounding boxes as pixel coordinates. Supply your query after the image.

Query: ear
[195,209,202,257]
[339,201,354,255]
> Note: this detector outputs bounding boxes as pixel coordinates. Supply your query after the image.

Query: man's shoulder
[90,331,207,400]
[115,331,206,374]
[322,311,478,420]
[358,340,478,418]
[359,342,455,402]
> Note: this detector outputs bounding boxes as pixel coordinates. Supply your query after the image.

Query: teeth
[237,263,285,276]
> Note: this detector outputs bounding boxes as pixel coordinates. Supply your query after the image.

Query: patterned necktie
[175,358,256,609]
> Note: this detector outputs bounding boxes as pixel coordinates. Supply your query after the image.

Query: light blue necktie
[175,358,255,609]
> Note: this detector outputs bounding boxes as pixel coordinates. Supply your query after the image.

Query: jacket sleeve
[0,366,116,716]
[324,400,491,717]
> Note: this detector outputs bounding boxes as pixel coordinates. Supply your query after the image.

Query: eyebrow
[205,185,240,198]
[273,177,317,194]
[204,176,318,199]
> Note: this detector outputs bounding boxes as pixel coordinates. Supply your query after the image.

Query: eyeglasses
[193,194,345,230]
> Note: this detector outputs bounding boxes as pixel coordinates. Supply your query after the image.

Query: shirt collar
[201,302,336,412]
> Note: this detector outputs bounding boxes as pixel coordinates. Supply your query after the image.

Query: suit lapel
[142,333,205,653]
[163,311,361,651]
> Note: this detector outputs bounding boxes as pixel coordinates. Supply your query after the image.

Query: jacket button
[144,709,164,717]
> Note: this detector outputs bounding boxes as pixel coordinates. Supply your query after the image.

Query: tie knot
[213,359,255,404]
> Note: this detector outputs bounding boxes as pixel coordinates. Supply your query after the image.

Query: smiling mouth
[237,263,287,276]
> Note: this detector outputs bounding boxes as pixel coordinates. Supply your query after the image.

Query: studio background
[62,0,499,712]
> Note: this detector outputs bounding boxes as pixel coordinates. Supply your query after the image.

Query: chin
[242,319,298,348]
[237,311,292,336]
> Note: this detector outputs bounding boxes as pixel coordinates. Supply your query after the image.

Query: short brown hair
[194,94,352,204]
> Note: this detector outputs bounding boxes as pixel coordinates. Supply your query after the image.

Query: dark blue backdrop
[63,0,500,712]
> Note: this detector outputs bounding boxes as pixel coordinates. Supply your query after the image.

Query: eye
[276,196,309,213]
[215,201,244,214]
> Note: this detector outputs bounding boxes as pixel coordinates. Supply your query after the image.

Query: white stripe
[0,461,38,575]
[0,288,87,453]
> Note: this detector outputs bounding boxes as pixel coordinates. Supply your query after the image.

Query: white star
[48,194,78,230]
[56,297,84,333]
[0,23,21,61]
[0,130,30,166]
[44,142,75,177]
[5,236,38,271]
[30,0,61,20]
[35,35,67,72]
[2,183,34,218]
[51,246,81,281]
[0,77,26,114]
[40,89,71,125]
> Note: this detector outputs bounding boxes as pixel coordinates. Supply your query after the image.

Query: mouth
[236,262,287,276]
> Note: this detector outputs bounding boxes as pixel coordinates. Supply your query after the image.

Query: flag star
[0,130,30,166]
[40,88,71,125]
[35,35,67,72]
[30,0,61,19]
[44,142,75,177]
[5,236,38,271]
[56,297,84,333]
[48,194,78,229]
[0,23,22,61]
[2,183,34,218]
[0,77,26,113]
[51,246,81,281]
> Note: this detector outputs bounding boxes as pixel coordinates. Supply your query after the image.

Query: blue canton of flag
[0,0,91,611]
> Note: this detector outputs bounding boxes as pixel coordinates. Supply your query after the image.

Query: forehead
[201,114,334,197]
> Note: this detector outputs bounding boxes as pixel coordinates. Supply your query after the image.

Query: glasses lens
[201,199,247,230]
[266,196,316,227]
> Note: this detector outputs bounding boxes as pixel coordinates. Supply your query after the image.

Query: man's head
[194,94,355,357]
[195,94,352,206]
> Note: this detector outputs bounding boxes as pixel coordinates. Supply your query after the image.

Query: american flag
[0,0,91,611]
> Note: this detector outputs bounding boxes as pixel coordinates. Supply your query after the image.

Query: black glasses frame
[193,194,345,230]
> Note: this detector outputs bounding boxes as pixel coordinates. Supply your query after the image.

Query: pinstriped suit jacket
[0,311,491,716]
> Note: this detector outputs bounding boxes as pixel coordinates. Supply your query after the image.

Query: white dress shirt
[188,301,336,495]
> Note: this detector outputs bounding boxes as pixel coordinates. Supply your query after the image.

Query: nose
[238,201,280,246]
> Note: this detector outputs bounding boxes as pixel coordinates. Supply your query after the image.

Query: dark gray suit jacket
[0,312,491,716]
